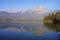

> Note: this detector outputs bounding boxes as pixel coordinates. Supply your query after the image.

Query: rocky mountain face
[0,7,51,19]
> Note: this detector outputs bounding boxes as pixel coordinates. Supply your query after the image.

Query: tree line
[43,11,60,32]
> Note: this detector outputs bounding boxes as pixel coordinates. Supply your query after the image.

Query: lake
[0,21,59,40]
[0,21,51,34]
[0,29,59,40]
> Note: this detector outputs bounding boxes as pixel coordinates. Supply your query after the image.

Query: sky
[0,0,60,11]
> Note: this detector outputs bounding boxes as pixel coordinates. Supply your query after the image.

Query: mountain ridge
[0,7,51,19]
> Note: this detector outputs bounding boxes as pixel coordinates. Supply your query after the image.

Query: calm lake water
[0,21,50,33]
[0,29,59,40]
[0,21,59,40]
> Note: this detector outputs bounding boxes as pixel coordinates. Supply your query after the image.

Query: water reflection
[0,18,57,35]
[44,21,60,32]
[0,21,52,35]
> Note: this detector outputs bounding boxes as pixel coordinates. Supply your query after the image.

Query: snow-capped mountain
[0,7,51,19]
[26,7,49,13]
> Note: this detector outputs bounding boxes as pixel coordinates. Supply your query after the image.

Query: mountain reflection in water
[0,21,52,35]
[0,19,59,40]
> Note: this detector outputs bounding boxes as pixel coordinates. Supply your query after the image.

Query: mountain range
[0,7,51,19]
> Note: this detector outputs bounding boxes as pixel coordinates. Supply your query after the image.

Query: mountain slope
[0,7,50,19]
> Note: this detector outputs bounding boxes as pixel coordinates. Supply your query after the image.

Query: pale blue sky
[0,0,60,11]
